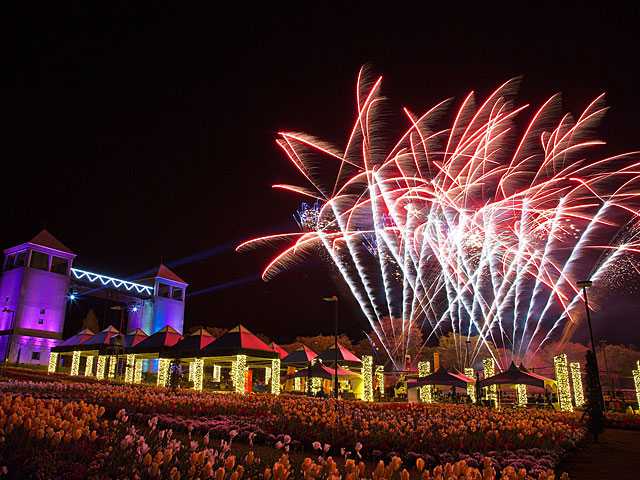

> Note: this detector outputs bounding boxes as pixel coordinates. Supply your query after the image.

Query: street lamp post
[577,280,604,407]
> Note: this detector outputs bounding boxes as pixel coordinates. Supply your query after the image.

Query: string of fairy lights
[362,355,373,402]
[96,355,106,380]
[70,351,81,376]
[85,355,94,377]
[570,362,584,408]
[554,354,573,412]
[418,361,432,403]
[464,367,476,403]
[45,345,639,412]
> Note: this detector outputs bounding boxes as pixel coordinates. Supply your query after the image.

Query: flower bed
[0,379,585,458]
[605,412,640,430]
[0,392,568,479]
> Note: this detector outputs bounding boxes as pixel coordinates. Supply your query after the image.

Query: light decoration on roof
[70,268,153,296]
[465,368,476,403]
[570,361,584,408]
[125,354,135,384]
[134,359,143,384]
[85,355,94,377]
[96,355,106,380]
[192,358,204,391]
[418,361,432,403]
[554,354,573,412]
[70,351,81,376]
[516,384,527,406]
[632,361,640,409]
[231,355,247,394]
[271,358,281,395]
[375,365,384,397]
[157,359,171,387]
[483,358,498,408]
[362,355,373,402]
[48,352,58,374]
[107,355,117,379]
[212,364,221,382]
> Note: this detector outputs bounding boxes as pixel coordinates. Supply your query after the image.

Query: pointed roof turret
[155,264,187,285]
[29,230,74,254]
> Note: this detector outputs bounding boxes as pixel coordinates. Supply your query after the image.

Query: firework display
[239,68,640,369]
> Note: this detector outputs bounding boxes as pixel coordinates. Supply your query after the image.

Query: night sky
[3,4,639,344]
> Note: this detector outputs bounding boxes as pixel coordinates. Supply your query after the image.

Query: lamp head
[577,280,593,289]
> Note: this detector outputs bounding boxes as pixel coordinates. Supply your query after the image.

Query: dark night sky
[2,3,639,344]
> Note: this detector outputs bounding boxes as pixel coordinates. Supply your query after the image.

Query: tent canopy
[414,367,475,389]
[270,342,289,359]
[291,362,360,379]
[478,362,552,389]
[200,325,278,359]
[127,325,183,355]
[52,328,95,352]
[160,327,215,358]
[317,343,361,365]
[120,328,149,349]
[283,345,318,365]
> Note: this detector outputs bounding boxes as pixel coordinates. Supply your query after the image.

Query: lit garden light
[375,365,384,397]
[124,354,136,384]
[48,352,58,374]
[554,354,573,412]
[483,358,498,408]
[516,384,527,406]
[570,362,585,408]
[85,355,94,377]
[134,359,143,384]
[418,361,432,403]
[157,358,171,387]
[270,358,281,395]
[96,355,106,380]
[107,355,116,379]
[70,351,81,376]
[464,367,476,403]
[192,358,204,391]
[231,355,247,394]
[362,355,373,402]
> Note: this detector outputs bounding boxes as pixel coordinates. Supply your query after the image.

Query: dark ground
[559,429,640,479]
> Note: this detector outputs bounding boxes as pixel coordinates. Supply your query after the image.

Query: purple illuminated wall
[127,299,154,335]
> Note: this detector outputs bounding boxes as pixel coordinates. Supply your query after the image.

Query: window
[31,352,40,360]
[157,283,171,298]
[38,318,44,325]
[29,251,49,271]
[40,308,46,315]
[171,287,183,301]
[51,256,68,275]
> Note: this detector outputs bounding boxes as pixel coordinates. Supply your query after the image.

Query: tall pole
[334,298,339,400]
[578,280,604,408]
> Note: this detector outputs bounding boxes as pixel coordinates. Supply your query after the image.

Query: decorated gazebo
[317,343,361,368]
[478,362,555,407]
[282,345,318,393]
[199,325,280,395]
[126,325,184,386]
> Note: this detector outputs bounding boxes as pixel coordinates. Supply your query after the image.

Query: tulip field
[0,372,591,479]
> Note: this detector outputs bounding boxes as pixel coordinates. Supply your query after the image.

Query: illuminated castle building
[0,230,187,366]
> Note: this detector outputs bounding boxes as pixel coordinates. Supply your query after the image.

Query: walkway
[559,429,640,479]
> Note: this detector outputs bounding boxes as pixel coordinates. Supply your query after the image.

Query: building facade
[0,230,187,366]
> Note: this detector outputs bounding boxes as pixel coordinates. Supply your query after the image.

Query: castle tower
[127,264,188,335]
[0,230,76,365]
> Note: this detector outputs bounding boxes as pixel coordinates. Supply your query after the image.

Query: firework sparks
[238,67,640,370]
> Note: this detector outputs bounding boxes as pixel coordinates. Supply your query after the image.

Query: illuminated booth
[125,325,183,386]
[198,325,280,395]
[282,345,318,393]
[410,367,475,403]
[478,362,554,407]
[291,361,361,398]
[158,327,215,391]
